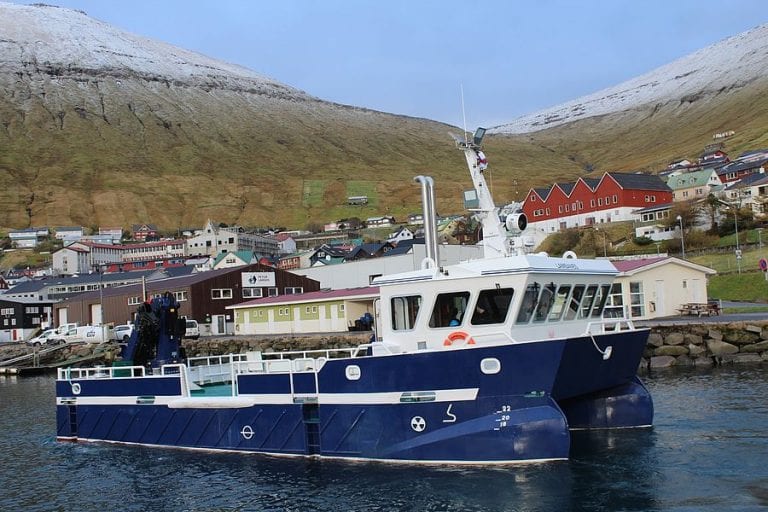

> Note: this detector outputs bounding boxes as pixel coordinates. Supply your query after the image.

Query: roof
[228,286,379,309]
[612,256,716,276]
[607,172,671,191]
[213,250,254,266]
[632,203,674,214]
[665,169,716,190]
[557,182,575,195]
[582,177,601,190]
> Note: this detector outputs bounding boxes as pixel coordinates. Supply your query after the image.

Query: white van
[27,329,61,347]
[53,325,110,344]
[185,319,200,339]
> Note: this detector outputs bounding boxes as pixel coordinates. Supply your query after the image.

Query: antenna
[460,84,468,144]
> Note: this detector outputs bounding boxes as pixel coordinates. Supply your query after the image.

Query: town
[1,136,767,344]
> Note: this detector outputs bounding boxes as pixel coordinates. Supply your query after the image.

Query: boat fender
[563,250,578,259]
[443,331,476,347]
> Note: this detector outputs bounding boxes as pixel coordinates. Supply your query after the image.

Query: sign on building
[241,272,275,288]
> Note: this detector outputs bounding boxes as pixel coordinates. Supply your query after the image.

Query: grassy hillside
[1,69,767,232]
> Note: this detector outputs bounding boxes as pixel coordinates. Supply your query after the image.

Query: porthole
[345,365,361,381]
[71,383,81,395]
[480,358,501,375]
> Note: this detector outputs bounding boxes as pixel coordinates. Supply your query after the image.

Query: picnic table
[677,302,720,317]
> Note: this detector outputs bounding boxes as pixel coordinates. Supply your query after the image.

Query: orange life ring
[443,330,476,347]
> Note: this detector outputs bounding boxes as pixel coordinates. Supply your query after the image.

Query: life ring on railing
[443,331,476,347]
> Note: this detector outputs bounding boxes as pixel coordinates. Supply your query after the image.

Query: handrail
[585,318,636,335]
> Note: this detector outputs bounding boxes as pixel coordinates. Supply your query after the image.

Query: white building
[186,220,279,258]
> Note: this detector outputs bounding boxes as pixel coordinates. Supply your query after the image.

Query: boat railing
[585,317,636,335]
[58,365,146,380]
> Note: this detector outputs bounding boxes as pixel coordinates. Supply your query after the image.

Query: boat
[55,129,653,464]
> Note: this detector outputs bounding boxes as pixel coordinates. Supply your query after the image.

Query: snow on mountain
[492,23,768,135]
[0,2,309,99]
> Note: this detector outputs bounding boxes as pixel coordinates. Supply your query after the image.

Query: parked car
[185,319,200,339]
[27,328,61,347]
[113,324,134,342]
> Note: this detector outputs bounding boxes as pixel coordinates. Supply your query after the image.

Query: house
[8,227,48,249]
[52,242,124,275]
[716,155,768,184]
[98,227,123,244]
[273,233,297,255]
[521,172,673,237]
[344,242,393,261]
[227,286,378,335]
[51,264,320,335]
[365,216,396,227]
[0,297,55,342]
[606,257,716,320]
[387,226,414,244]
[277,250,314,271]
[742,174,768,219]
[53,226,84,245]
[665,168,722,202]
[131,223,159,242]
[185,220,279,258]
[632,204,676,241]
[309,244,349,266]
[407,213,424,225]
[212,250,257,269]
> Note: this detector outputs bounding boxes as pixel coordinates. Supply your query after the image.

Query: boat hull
[56,341,571,463]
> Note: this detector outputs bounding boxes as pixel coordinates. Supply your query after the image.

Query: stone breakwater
[3,326,768,371]
[645,320,768,369]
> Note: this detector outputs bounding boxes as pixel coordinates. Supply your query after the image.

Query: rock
[664,333,685,346]
[761,330,768,341]
[745,324,763,334]
[706,339,739,356]
[740,340,768,353]
[650,355,676,368]
[647,333,664,348]
[723,353,764,364]
[723,330,760,345]
[708,329,723,340]
[654,345,689,356]
[684,333,703,346]
[674,355,695,367]
[688,344,706,357]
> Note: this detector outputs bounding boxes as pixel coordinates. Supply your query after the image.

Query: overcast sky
[11,0,768,128]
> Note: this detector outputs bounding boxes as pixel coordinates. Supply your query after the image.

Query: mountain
[1,3,768,233]
[0,2,472,231]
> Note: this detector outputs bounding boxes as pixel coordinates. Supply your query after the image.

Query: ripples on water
[1,366,767,511]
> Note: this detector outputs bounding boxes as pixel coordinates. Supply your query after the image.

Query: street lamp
[676,215,685,259]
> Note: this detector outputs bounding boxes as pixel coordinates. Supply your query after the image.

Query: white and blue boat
[56,130,653,464]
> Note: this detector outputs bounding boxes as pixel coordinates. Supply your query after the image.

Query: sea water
[1,366,767,512]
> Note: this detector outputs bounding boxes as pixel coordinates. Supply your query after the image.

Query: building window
[243,288,263,298]
[629,282,645,317]
[612,194,618,204]
[590,199,596,207]
[25,306,38,314]
[128,297,142,306]
[268,287,278,297]
[173,291,188,301]
[339,304,345,312]
[559,205,563,213]
[598,198,603,206]
[211,288,233,300]
[285,287,303,295]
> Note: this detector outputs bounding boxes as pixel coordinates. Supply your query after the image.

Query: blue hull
[552,329,653,429]
[57,341,572,463]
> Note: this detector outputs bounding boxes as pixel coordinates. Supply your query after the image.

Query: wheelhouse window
[591,284,611,318]
[579,285,598,319]
[548,285,571,321]
[564,285,585,321]
[429,292,470,328]
[533,283,556,323]
[391,295,422,331]
[516,283,541,324]
[471,287,514,325]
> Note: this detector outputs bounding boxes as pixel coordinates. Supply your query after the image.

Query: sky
[10,0,768,128]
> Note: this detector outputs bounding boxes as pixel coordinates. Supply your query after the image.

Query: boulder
[723,330,760,345]
[650,355,676,368]
[706,339,739,356]
[723,353,763,364]
[708,329,723,340]
[684,333,703,346]
[647,332,664,348]
[745,324,763,334]
[688,344,707,357]
[654,345,689,357]
[664,332,685,346]
[740,340,768,353]
[674,355,694,367]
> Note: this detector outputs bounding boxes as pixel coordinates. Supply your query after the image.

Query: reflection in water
[2,366,768,511]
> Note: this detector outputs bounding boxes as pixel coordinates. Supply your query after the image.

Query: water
[1,366,768,511]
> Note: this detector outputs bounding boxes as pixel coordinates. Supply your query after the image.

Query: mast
[456,128,512,258]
